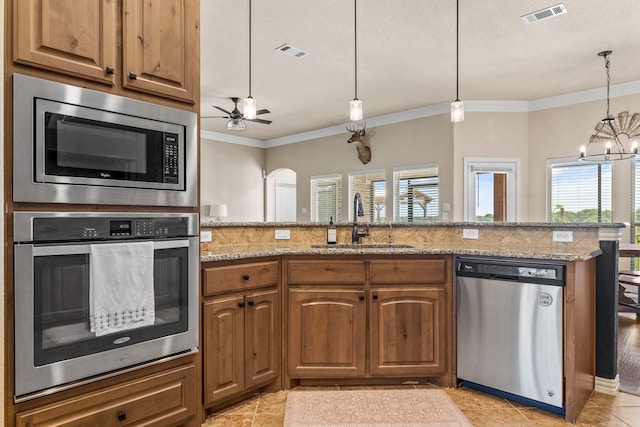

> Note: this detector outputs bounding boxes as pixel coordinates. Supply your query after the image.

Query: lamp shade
[243,96,257,119]
[451,100,464,122]
[208,204,228,219]
[350,98,363,121]
[226,118,246,131]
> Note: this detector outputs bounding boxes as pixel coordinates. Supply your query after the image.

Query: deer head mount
[346,121,371,164]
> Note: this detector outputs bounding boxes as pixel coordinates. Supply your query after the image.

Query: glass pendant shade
[243,96,256,119]
[226,118,246,131]
[350,98,363,121]
[451,100,464,122]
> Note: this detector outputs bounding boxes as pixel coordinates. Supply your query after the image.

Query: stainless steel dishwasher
[456,256,565,414]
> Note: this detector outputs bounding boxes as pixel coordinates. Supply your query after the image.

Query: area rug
[284,389,472,426]
[618,313,640,396]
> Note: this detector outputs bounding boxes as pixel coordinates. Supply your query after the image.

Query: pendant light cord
[455,0,459,101]
[604,53,610,119]
[354,0,358,100]
[248,0,252,97]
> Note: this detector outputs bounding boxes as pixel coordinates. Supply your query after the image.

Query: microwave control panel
[163,134,179,184]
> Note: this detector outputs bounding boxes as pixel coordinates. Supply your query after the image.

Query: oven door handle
[31,239,191,256]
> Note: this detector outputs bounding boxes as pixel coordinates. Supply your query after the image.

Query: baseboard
[595,375,620,395]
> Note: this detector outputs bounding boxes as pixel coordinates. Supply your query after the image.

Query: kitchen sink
[311,244,414,249]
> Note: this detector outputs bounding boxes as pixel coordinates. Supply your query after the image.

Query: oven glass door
[31,240,189,366]
[35,99,184,190]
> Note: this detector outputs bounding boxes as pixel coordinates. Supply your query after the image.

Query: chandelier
[580,50,640,162]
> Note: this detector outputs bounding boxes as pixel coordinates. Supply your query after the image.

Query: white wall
[200,138,265,222]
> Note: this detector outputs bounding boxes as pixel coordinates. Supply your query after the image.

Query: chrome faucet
[352,192,369,244]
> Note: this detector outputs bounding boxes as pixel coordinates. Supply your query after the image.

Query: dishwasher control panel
[456,257,565,286]
[518,267,557,280]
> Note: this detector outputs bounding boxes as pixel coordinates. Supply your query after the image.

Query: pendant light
[243,0,257,120]
[349,0,363,121]
[451,0,464,122]
[579,50,640,162]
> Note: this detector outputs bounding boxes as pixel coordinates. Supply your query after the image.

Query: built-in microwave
[13,74,197,207]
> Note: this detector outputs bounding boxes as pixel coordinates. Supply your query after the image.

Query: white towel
[89,242,155,337]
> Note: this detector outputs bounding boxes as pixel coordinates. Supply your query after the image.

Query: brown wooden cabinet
[202,260,280,407]
[286,256,451,381]
[288,289,366,377]
[13,0,198,103]
[15,364,197,427]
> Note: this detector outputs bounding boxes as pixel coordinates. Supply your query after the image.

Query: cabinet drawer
[287,260,366,284]
[370,259,448,284]
[16,364,197,427]
[204,261,279,296]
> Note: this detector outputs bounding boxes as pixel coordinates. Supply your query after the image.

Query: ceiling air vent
[521,3,567,24]
[276,43,309,59]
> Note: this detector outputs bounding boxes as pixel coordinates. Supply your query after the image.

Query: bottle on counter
[327,216,337,244]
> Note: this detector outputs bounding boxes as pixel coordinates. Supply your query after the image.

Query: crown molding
[202,80,640,147]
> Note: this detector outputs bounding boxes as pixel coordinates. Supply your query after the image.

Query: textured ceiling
[200,0,640,141]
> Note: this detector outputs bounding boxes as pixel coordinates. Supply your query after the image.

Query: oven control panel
[28,214,195,242]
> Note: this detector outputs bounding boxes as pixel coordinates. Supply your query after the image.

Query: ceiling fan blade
[213,106,232,115]
[255,109,271,115]
[246,118,272,125]
[201,115,231,119]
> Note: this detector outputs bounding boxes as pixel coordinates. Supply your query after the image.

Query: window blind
[348,170,385,222]
[310,173,342,222]
[393,164,439,222]
[549,160,612,223]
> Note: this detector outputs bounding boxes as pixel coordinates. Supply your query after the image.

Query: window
[348,170,385,222]
[631,160,640,245]
[393,164,439,222]
[310,173,342,222]
[548,159,612,223]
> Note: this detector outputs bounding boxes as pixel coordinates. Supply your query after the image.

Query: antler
[346,120,366,135]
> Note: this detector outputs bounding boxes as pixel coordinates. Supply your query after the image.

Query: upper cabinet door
[13,0,117,84]
[122,0,198,103]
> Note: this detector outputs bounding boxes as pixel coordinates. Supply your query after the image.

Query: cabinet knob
[117,411,126,421]
[359,294,365,301]
[105,66,115,75]
[248,300,255,306]
[242,274,250,281]
[373,292,379,300]
[128,72,138,80]
[238,302,245,308]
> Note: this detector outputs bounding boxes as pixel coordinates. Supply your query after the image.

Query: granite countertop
[201,242,602,263]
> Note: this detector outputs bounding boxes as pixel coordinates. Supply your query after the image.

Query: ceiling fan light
[243,96,257,120]
[226,118,246,131]
[350,98,363,121]
[451,99,464,122]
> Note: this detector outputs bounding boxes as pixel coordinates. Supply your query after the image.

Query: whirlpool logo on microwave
[113,336,131,345]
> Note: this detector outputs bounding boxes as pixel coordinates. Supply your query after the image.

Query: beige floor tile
[256,390,289,414]
[445,387,513,410]
[574,407,633,426]
[461,408,534,426]
[588,391,640,408]
[518,408,579,426]
[211,395,260,415]
[203,413,254,426]
[252,413,286,427]
[610,406,640,427]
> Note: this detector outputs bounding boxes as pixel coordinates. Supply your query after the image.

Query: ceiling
[200,0,640,142]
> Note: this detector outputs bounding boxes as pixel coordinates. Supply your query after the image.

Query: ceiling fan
[202,97,272,131]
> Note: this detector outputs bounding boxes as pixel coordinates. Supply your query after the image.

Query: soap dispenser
[327,216,337,244]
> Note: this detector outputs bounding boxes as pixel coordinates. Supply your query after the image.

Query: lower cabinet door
[245,289,280,389]
[16,364,197,427]
[288,289,366,377]
[203,296,245,406]
[369,288,448,376]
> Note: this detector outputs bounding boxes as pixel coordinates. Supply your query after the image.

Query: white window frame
[393,164,439,222]
[310,173,342,222]
[464,158,520,222]
[348,169,386,223]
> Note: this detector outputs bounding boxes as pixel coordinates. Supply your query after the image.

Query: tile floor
[203,385,640,427]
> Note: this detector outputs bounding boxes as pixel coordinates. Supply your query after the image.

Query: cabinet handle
[105,66,115,75]
[238,302,245,308]
[248,300,255,306]
[372,292,378,300]
[128,72,138,80]
[359,294,365,301]
[242,274,250,281]
[117,411,126,421]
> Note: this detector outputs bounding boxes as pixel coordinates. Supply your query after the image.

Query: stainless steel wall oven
[13,212,199,399]
[13,74,197,207]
